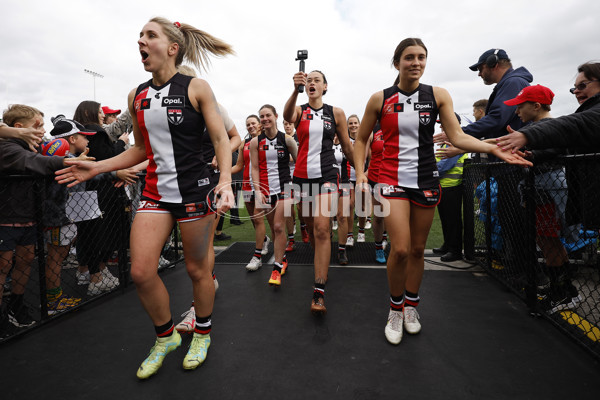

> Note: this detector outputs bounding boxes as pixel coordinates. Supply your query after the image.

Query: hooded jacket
[463,67,534,141]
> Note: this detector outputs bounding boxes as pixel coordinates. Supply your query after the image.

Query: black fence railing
[0,173,181,342]
[463,154,600,360]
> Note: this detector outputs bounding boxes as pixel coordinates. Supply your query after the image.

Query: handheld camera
[296,50,308,93]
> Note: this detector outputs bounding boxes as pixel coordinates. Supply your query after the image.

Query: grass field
[212,203,444,249]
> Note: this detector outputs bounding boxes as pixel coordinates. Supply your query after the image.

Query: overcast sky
[2,0,599,139]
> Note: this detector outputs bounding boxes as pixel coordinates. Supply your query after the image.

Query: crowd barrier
[0,174,181,341]
[463,154,600,360]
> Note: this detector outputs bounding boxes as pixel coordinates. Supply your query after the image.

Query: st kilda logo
[419,111,431,125]
[167,108,184,125]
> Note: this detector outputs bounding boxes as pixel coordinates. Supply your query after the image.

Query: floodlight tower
[84,69,104,101]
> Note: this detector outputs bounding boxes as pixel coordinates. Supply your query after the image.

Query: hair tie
[173,21,181,28]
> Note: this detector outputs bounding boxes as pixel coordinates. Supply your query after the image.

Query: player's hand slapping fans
[495,126,529,154]
[55,157,99,187]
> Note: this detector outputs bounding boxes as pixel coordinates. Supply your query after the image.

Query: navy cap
[469,49,510,71]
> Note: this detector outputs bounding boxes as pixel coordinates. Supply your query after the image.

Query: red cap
[102,106,121,115]
[504,85,555,106]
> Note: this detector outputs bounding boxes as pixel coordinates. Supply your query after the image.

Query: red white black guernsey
[332,142,344,182]
[379,84,439,189]
[368,123,384,183]
[134,73,212,203]
[293,104,337,181]
[242,137,253,192]
[288,133,299,177]
[341,137,356,182]
[256,131,291,196]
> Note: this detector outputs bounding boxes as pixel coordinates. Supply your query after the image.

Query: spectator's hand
[522,150,533,159]
[214,182,234,215]
[433,132,449,144]
[490,146,533,167]
[496,126,528,153]
[19,127,45,152]
[435,142,463,159]
[118,132,130,145]
[114,168,139,187]
[72,148,95,162]
[56,159,98,187]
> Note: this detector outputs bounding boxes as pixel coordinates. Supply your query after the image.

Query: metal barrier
[464,155,600,360]
[0,173,181,342]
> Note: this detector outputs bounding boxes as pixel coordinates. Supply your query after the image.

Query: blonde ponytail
[149,17,235,72]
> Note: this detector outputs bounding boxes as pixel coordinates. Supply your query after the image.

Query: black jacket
[522,93,600,152]
[0,139,65,224]
[520,93,600,228]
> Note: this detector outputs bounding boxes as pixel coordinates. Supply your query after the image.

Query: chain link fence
[0,173,181,341]
[464,154,600,360]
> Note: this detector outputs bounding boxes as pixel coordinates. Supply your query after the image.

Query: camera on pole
[296,50,308,93]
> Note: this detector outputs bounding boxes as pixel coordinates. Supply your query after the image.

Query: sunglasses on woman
[569,80,598,94]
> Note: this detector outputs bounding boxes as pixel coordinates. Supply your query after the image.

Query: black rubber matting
[214,241,273,264]
[216,241,387,266]
[1,263,599,399]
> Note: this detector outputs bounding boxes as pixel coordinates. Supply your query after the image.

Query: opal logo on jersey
[414,102,433,110]
[419,112,431,125]
[167,108,184,125]
[162,96,185,107]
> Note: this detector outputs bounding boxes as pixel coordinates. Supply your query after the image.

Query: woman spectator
[72,101,129,295]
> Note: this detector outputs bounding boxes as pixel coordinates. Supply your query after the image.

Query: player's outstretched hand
[55,158,99,187]
[491,146,533,167]
[496,126,528,153]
